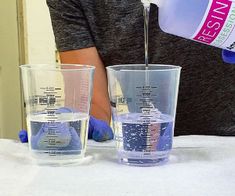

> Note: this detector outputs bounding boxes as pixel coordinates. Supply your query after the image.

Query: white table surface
[0,136,235,196]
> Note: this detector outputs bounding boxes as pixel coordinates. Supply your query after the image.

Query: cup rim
[106,64,181,72]
[20,64,95,71]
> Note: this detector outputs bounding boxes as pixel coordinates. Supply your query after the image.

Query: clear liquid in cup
[114,113,173,166]
[27,112,89,164]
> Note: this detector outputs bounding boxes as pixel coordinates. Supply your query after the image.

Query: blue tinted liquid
[114,113,173,166]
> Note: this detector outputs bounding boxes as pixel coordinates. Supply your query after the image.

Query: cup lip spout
[106,64,181,72]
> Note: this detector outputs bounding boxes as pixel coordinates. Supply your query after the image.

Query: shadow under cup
[107,64,181,166]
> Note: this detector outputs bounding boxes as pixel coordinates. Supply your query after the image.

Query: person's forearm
[59,47,111,124]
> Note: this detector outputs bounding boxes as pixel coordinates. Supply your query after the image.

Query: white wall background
[0,0,57,139]
[0,0,23,139]
[24,0,57,64]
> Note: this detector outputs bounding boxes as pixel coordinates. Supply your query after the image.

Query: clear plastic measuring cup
[20,64,95,164]
[106,64,181,166]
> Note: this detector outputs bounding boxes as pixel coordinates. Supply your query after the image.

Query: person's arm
[18,47,113,143]
[59,47,111,124]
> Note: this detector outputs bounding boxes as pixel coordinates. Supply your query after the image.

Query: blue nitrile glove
[18,129,28,143]
[222,49,235,64]
[30,121,81,151]
[58,107,114,142]
[88,116,114,142]
[19,108,114,145]
[27,107,81,151]
[157,121,173,151]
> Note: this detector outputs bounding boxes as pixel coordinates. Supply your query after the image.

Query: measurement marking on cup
[45,108,57,112]
[141,98,152,101]
[45,117,58,121]
[139,105,156,108]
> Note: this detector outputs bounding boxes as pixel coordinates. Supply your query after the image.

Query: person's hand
[19,122,81,151]
[222,49,235,64]
[19,113,113,145]
[58,107,114,142]
[88,116,114,142]
[18,130,28,143]
[157,121,173,151]
[30,121,82,150]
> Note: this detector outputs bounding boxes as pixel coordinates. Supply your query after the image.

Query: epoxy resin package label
[192,0,235,51]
